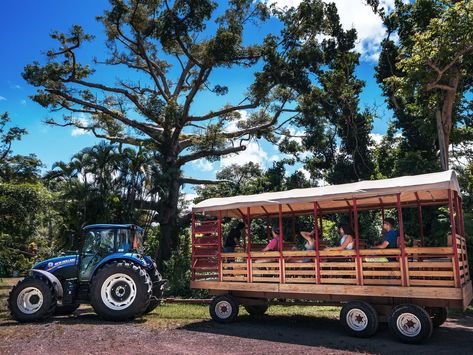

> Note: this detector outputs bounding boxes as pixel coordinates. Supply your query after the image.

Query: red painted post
[291,214,296,242]
[459,196,466,238]
[418,205,424,247]
[448,190,462,287]
[381,206,385,223]
[266,215,271,241]
[247,207,252,283]
[313,202,321,284]
[352,198,363,286]
[217,210,222,282]
[278,204,284,283]
[319,214,323,239]
[397,193,408,287]
[191,213,196,281]
[454,191,461,235]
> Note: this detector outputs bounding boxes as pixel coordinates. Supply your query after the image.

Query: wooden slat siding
[320,262,356,268]
[252,277,281,283]
[320,269,357,276]
[363,270,402,277]
[409,270,454,277]
[191,281,464,301]
[404,247,452,254]
[363,279,401,285]
[409,279,456,287]
[221,271,246,276]
[359,249,401,256]
[251,251,280,257]
[362,262,400,268]
[409,262,453,268]
[285,278,318,284]
[319,278,357,284]
[285,270,319,276]
[222,277,248,282]
[284,262,316,268]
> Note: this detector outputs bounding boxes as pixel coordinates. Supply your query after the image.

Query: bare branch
[189,102,259,122]
[179,177,232,185]
[177,145,246,165]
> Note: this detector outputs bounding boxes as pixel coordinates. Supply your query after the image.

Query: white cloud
[224,110,249,133]
[267,0,399,61]
[370,133,384,145]
[220,141,270,168]
[191,159,215,172]
[183,192,198,210]
[70,114,91,136]
[0,96,6,101]
[298,167,311,180]
[20,99,27,106]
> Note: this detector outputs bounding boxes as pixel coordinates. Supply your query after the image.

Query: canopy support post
[352,198,363,286]
[191,212,196,281]
[396,193,408,287]
[313,202,321,284]
[246,207,252,283]
[449,190,461,288]
[278,204,285,284]
[217,210,222,282]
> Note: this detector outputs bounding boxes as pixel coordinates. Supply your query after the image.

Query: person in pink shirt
[253,227,280,264]
[262,227,280,252]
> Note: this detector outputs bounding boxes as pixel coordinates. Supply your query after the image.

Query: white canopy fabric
[193,170,461,218]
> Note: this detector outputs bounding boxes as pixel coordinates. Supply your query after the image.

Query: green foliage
[0,183,51,276]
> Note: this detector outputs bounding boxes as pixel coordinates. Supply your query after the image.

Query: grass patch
[143,302,341,328]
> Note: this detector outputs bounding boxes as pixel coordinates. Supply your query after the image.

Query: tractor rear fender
[91,253,149,279]
[29,269,64,302]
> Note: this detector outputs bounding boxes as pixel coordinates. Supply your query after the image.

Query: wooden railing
[456,234,471,285]
[212,247,461,288]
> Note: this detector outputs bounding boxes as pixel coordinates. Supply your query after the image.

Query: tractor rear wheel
[8,276,57,322]
[90,261,152,321]
[143,267,164,314]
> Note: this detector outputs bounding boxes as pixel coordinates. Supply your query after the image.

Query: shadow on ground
[179,313,473,355]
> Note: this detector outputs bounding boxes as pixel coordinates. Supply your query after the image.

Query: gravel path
[1,307,473,355]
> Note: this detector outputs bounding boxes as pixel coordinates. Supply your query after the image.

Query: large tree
[369,0,473,171]
[23,0,353,262]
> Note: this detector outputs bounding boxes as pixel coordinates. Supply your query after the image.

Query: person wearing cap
[373,217,399,249]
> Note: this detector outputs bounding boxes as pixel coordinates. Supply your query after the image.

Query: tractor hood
[34,255,79,272]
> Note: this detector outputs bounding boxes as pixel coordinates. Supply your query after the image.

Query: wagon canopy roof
[192,170,460,218]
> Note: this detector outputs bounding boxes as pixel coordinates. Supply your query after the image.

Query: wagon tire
[8,276,57,322]
[427,307,448,328]
[90,261,152,321]
[340,301,378,338]
[244,304,269,316]
[210,295,239,323]
[388,304,433,344]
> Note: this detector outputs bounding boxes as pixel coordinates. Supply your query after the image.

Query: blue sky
[0,0,394,195]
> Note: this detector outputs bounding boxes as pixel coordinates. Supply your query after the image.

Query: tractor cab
[79,224,145,282]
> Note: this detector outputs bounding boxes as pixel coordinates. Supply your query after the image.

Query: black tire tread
[340,300,379,338]
[90,260,152,321]
[209,294,239,323]
[8,275,57,322]
[388,304,433,344]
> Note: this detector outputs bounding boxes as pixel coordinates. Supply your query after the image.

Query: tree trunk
[436,109,448,171]
[154,148,181,267]
[436,69,460,171]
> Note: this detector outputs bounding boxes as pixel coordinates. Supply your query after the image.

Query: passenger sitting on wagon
[261,226,280,252]
[324,224,354,251]
[223,222,245,253]
[254,226,280,263]
[372,218,399,249]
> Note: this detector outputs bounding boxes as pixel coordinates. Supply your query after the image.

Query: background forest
[1,0,472,297]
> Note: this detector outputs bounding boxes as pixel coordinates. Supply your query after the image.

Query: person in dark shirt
[373,217,399,249]
[223,222,245,252]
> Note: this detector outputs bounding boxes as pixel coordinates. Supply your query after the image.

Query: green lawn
[144,303,341,328]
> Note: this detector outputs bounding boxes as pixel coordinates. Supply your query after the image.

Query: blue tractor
[8,224,167,322]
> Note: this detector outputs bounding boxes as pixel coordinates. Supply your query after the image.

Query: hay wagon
[190,170,472,343]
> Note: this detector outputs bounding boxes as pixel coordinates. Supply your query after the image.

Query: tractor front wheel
[8,276,57,322]
[90,261,152,321]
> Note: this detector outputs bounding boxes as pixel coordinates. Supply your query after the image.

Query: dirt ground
[1,304,473,355]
